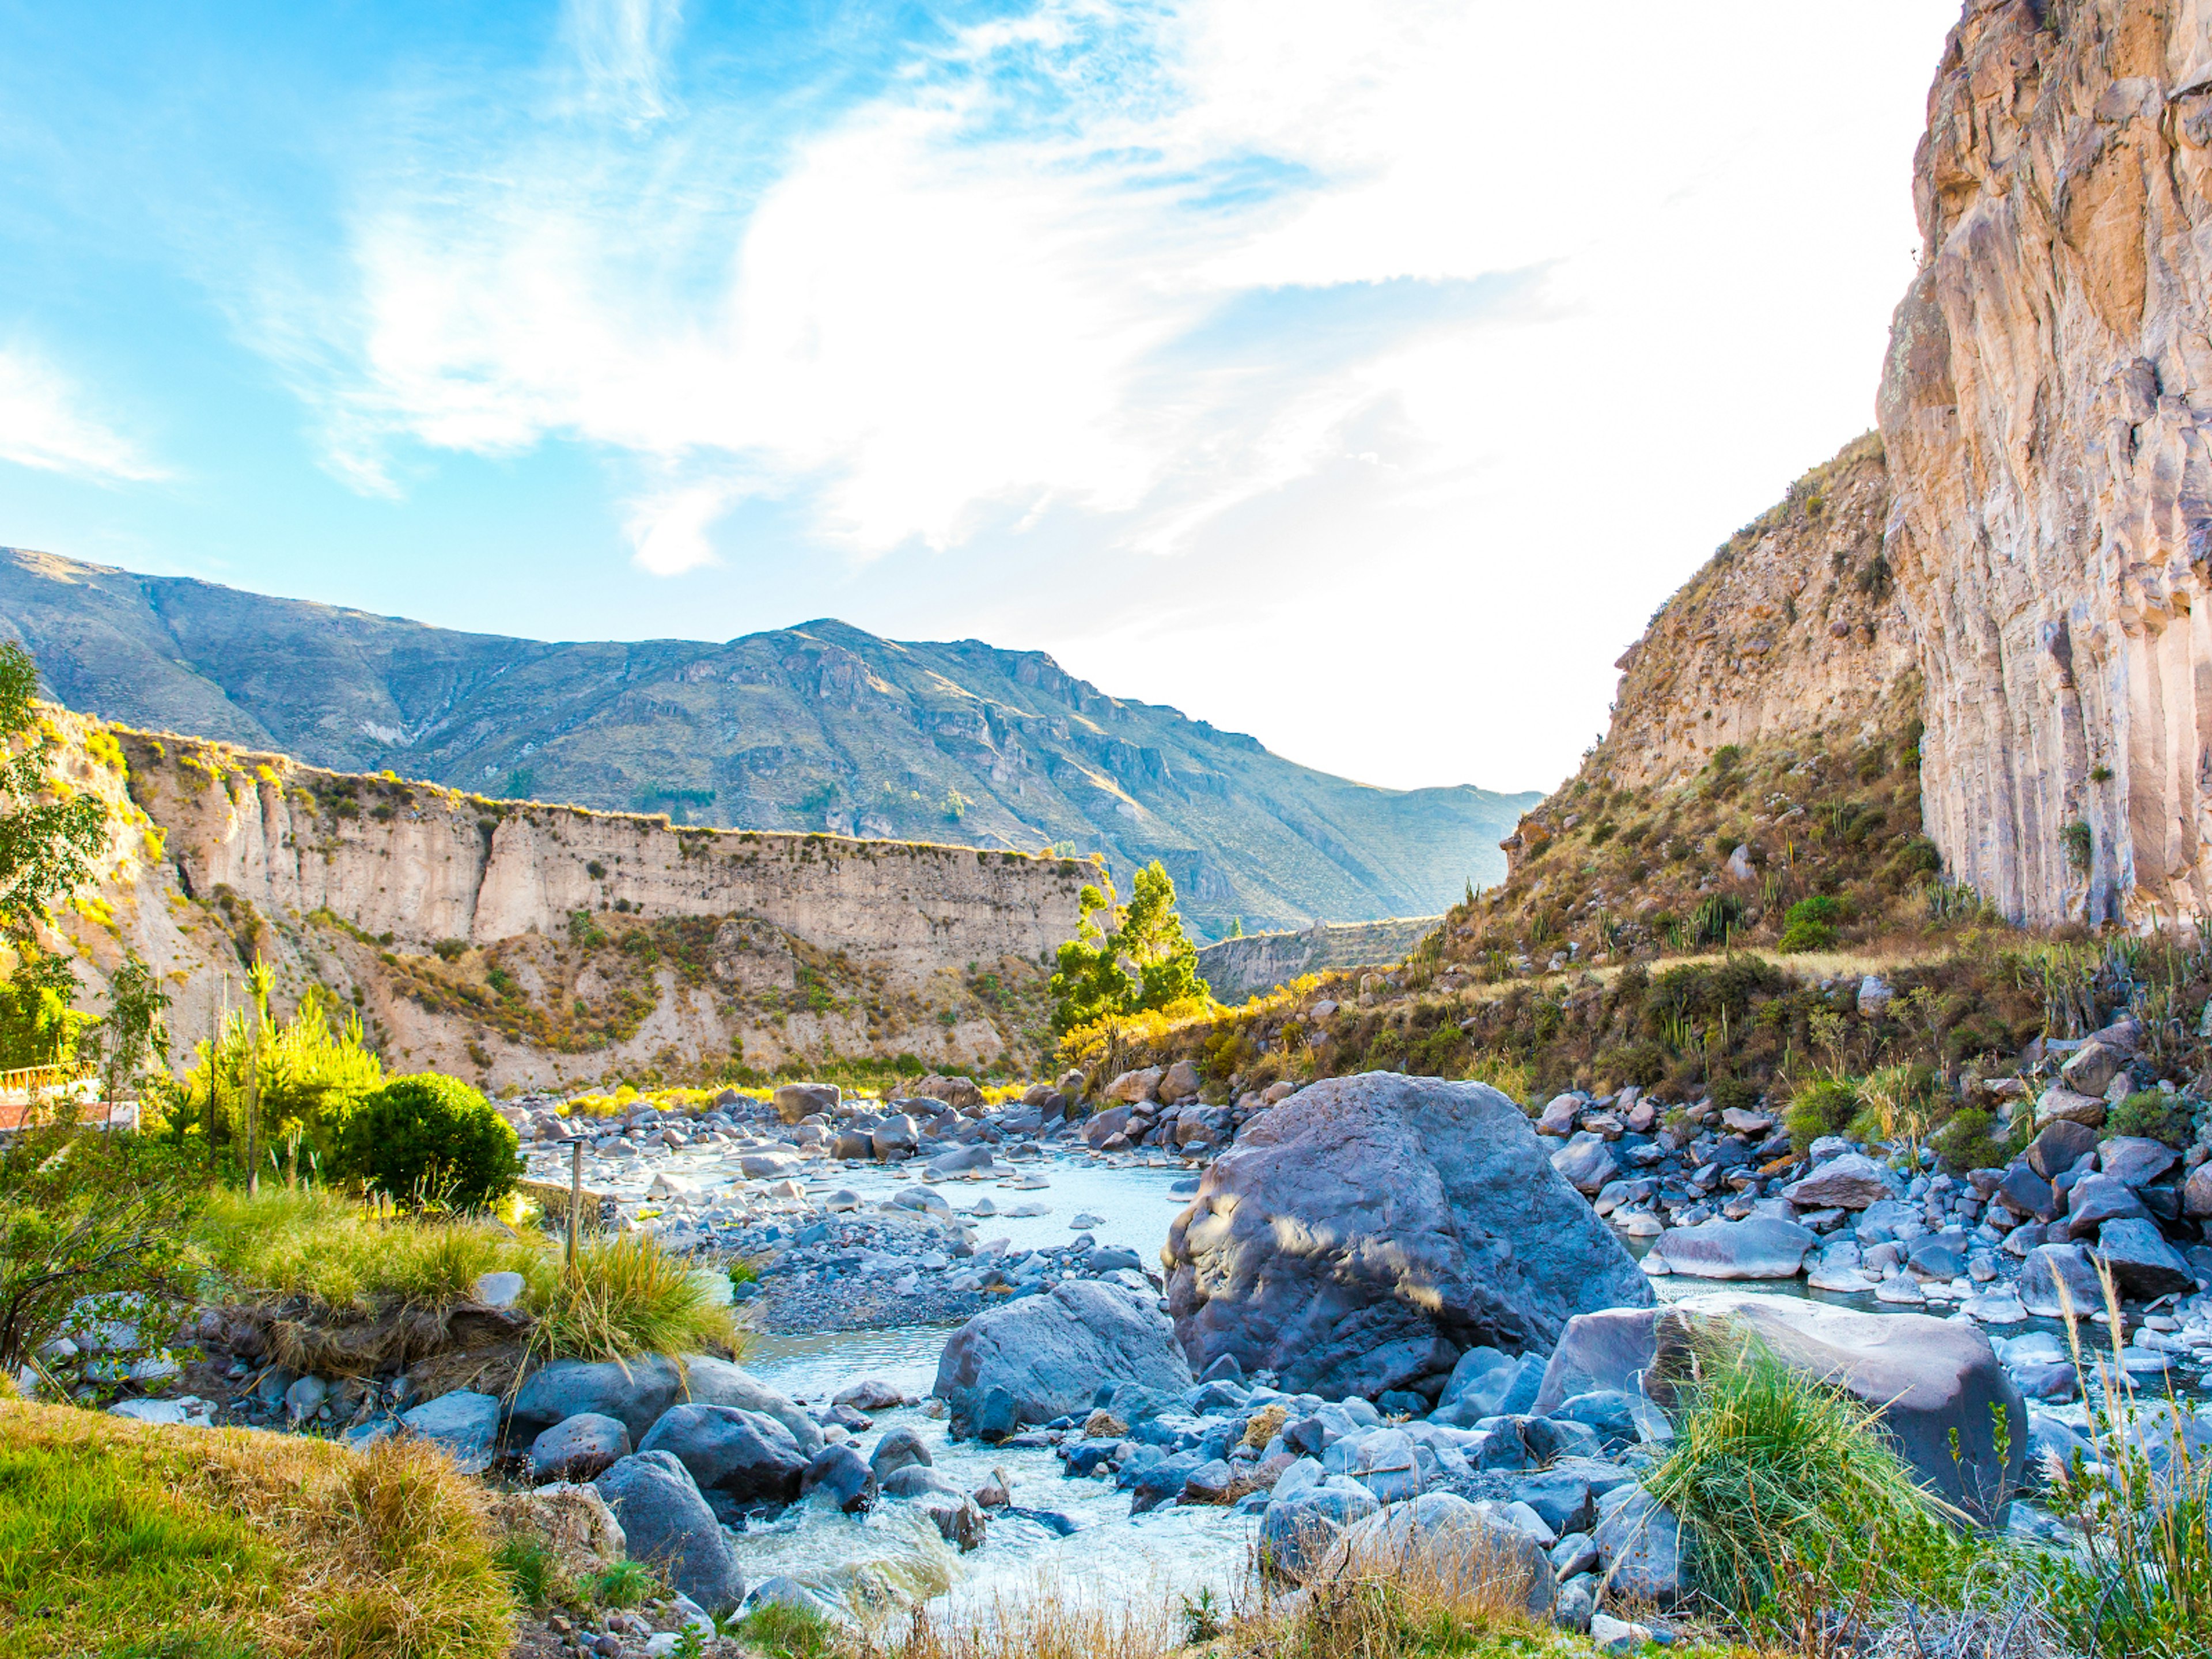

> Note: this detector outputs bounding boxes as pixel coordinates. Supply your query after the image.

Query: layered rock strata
[1880,0,2212,924]
[39,710,1090,1085]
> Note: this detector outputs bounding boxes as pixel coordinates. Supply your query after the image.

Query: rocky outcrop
[1878,0,2212,925]
[1162,1073,1652,1399]
[39,708,1087,1085]
[1195,916,1444,1000]
[1586,436,1916,798]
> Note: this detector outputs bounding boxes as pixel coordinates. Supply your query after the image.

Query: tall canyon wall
[40,714,1092,1088]
[1881,0,2212,925]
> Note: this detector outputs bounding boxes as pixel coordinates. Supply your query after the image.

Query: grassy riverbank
[0,1398,513,1659]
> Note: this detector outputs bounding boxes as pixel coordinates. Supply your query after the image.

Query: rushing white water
[725,1151,1258,1622]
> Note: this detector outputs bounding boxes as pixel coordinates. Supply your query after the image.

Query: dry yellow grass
[0,1396,514,1659]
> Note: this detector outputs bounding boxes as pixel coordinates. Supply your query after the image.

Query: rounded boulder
[1164,1073,1651,1400]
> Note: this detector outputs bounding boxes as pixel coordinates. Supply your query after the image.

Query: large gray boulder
[1531,1309,1665,1415]
[773,1083,839,1124]
[511,1356,684,1443]
[1163,1073,1651,1399]
[637,1405,810,1503]
[1649,1217,1817,1279]
[682,1357,823,1456]
[2020,1241,2105,1319]
[1258,1476,1380,1582]
[1782,1153,1900,1210]
[1592,1487,1685,1605]
[594,1452,745,1614]
[531,1412,632,1482]
[2094,1219,2195,1299]
[1654,1294,2024,1522]
[1321,1493,1556,1616]
[933,1278,1191,1435]
[400,1389,501,1468]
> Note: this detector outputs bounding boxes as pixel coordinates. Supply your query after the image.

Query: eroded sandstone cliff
[42,712,1089,1088]
[1880,0,2212,925]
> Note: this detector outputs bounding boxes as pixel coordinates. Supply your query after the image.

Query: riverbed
[732,1150,1252,1622]
[616,1141,2184,1623]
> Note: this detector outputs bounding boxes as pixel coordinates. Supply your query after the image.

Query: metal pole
[244,995,260,1197]
[567,1137,584,1270]
[207,978,225,1174]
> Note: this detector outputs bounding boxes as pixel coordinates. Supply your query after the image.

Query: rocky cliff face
[1880,0,2212,925]
[1592,436,1915,796]
[1497,436,1921,885]
[1194,915,1445,1001]
[45,713,1089,1088]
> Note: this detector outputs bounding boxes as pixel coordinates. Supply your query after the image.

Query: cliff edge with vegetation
[41,710,1090,1089]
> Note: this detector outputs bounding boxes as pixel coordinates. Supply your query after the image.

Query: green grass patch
[525,1230,740,1364]
[0,1397,512,1659]
[736,1601,844,1658]
[191,1187,546,1312]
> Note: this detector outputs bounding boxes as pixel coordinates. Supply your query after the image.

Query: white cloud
[625,478,738,574]
[0,345,168,484]
[247,0,1959,789]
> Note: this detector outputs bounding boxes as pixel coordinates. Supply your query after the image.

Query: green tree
[77,955,171,1131]
[0,643,111,1068]
[166,981,382,1169]
[1048,861,1210,1035]
[332,1073,520,1210]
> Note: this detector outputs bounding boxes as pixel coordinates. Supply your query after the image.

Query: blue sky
[0,0,1960,790]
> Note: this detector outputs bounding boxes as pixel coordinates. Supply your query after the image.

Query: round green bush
[331,1072,521,1210]
[1777,894,1848,953]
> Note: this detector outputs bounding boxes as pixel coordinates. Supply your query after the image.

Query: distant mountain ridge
[0,547,1537,939]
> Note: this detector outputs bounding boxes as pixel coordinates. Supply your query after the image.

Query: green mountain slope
[0,546,1537,938]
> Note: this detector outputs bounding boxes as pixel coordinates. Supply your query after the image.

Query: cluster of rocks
[502,1074,1181,1334]
[1076,1061,1296,1154]
[916,1143,2041,1636]
[1530,1012,2212,1405]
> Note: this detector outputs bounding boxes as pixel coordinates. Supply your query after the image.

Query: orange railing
[0,1064,95,1097]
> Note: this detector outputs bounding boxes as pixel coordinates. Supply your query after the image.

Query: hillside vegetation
[1,549,1536,939]
[1069,439,2093,1132]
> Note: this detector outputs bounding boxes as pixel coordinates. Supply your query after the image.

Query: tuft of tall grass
[1647,1328,1971,1622]
[739,1601,846,1659]
[522,1230,740,1365]
[196,1190,741,1365]
[855,1589,1180,1659]
[2037,1264,2212,1656]
[191,1187,544,1313]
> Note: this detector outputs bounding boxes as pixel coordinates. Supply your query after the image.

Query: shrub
[1708,1075,1762,1118]
[2106,1090,2195,1149]
[1785,1074,1861,1151]
[1778,894,1847,953]
[1929,1107,2013,1174]
[0,1184,198,1373]
[331,1074,521,1211]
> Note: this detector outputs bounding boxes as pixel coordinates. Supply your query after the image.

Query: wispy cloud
[560,0,687,123]
[255,0,1555,561]
[200,0,1955,787]
[0,344,168,484]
